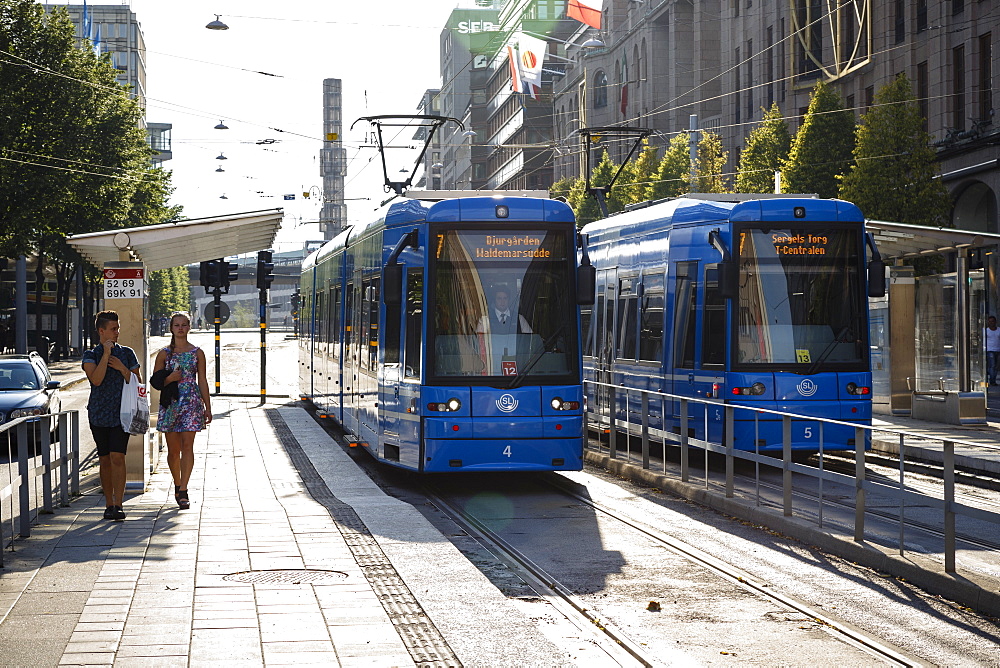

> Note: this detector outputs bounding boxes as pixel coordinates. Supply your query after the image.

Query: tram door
[594,269,617,428]
[670,262,705,440]
[342,272,361,436]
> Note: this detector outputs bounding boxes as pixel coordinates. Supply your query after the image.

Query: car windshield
[734,226,867,370]
[428,227,579,382]
[0,364,39,391]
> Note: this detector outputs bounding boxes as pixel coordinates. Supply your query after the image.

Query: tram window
[331,287,341,358]
[702,267,725,367]
[617,296,638,360]
[404,269,423,379]
[592,295,604,358]
[385,280,400,365]
[639,292,664,362]
[673,262,697,369]
[580,307,593,357]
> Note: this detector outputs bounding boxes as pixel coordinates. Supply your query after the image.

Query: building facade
[319,78,347,240]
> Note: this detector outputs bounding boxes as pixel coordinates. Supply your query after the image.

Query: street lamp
[215,166,225,173]
[215,120,229,130]
[216,152,227,160]
[206,15,229,30]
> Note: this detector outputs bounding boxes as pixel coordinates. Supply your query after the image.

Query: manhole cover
[223,569,348,584]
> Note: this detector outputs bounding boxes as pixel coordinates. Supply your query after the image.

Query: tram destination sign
[103,267,145,299]
[771,232,830,256]
[462,232,566,261]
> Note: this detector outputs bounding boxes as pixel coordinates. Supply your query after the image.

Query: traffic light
[223,261,239,289]
[256,250,275,290]
[199,260,214,288]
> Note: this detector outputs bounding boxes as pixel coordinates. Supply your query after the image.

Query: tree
[567,149,621,225]
[695,130,730,194]
[781,80,856,198]
[735,103,792,193]
[616,142,659,206]
[648,132,691,200]
[839,74,951,226]
[1,0,177,353]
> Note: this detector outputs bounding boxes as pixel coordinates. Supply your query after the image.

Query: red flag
[620,82,628,115]
[507,45,523,93]
[567,0,602,29]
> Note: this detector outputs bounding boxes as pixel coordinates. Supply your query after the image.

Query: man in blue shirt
[82,311,140,521]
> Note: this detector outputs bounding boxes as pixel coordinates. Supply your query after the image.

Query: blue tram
[299,194,593,472]
[581,195,885,452]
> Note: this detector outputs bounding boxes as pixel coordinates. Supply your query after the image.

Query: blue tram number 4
[503,445,512,457]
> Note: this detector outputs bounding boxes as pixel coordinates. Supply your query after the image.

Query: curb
[584,450,1000,618]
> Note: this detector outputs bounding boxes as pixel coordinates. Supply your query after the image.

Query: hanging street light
[215,120,229,130]
[206,15,229,30]
[216,152,227,160]
[215,166,225,172]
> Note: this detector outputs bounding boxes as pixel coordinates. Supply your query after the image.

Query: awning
[66,209,283,271]
[866,219,1000,260]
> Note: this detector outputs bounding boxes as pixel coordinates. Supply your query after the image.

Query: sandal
[175,486,190,510]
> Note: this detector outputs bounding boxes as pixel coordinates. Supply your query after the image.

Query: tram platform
[0,395,576,666]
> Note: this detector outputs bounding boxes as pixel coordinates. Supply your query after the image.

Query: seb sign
[103,267,145,299]
[455,20,500,33]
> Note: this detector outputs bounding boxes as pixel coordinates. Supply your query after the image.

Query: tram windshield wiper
[805,326,852,375]
[506,326,565,390]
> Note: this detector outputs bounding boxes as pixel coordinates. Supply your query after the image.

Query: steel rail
[423,487,657,668]
[545,477,923,668]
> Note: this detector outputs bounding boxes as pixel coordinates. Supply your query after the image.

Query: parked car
[0,352,62,454]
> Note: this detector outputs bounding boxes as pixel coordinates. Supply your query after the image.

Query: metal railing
[0,411,81,566]
[583,379,1000,576]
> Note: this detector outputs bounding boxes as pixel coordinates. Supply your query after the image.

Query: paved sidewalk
[0,398,571,667]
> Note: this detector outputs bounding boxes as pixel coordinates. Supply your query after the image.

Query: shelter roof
[866,219,1000,260]
[66,210,283,271]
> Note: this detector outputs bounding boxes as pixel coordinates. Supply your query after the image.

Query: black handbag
[150,368,179,407]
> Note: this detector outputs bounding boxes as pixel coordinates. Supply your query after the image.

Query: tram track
[424,477,921,667]
[423,487,655,667]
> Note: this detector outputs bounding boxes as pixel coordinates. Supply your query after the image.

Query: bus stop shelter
[66,209,284,488]
[866,219,1000,420]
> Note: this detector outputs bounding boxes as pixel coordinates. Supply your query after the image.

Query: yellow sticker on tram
[795,349,811,363]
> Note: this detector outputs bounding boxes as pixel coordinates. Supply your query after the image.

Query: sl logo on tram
[797,379,818,397]
[496,394,518,413]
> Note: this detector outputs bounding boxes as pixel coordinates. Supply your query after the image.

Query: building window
[734,48,741,125]
[917,61,929,132]
[953,0,965,15]
[778,18,786,102]
[980,33,993,124]
[746,39,754,119]
[917,0,928,33]
[894,0,905,44]
[953,45,966,130]
[864,85,874,112]
[594,71,609,108]
[766,26,774,107]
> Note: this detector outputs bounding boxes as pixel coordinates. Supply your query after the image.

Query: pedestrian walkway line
[55,400,413,666]
[261,409,461,667]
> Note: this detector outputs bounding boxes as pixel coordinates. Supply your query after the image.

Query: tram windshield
[734,226,867,371]
[429,227,578,383]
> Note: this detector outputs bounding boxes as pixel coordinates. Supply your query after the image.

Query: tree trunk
[33,243,46,357]
[54,260,74,360]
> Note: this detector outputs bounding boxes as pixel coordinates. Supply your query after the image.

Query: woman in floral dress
[153,312,212,509]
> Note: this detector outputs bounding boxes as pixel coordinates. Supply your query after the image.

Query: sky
[91,0,471,249]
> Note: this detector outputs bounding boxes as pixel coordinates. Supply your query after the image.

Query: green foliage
[567,149,620,225]
[149,266,192,316]
[735,103,792,193]
[839,74,951,226]
[695,131,730,194]
[648,132,691,200]
[549,176,574,202]
[782,81,856,198]
[615,142,659,206]
[0,0,177,258]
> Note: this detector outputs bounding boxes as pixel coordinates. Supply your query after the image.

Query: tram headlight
[846,382,870,396]
[550,397,580,411]
[731,382,766,396]
[427,398,462,412]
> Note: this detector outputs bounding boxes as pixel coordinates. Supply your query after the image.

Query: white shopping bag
[120,375,150,435]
